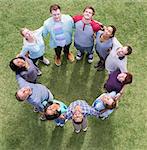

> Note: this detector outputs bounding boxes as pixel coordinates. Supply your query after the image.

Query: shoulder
[72,15,83,23]
[44,17,53,26]
[90,20,101,32]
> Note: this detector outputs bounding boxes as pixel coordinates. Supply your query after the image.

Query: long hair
[9,57,27,74]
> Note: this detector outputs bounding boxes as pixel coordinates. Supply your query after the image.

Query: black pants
[54,43,71,59]
[31,56,44,64]
[96,52,105,67]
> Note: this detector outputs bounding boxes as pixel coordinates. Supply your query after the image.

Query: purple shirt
[104,70,124,93]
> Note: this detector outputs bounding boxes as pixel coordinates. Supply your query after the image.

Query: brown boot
[67,52,74,62]
[55,56,61,66]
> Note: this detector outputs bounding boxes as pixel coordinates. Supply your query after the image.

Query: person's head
[103,25,116,38]
[9,57,27,73]
[15,87,32,102]
[20,28,33,40]
[72,105,83,124]
[83,6,95,20]
[44,102,61,120]
[101,94,116,109]
[117,72,133,85]
[117,45,133,58]
[50,4,61,22]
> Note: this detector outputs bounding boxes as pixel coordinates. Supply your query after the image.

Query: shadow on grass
[66,132,86,150]
[88,117,114,150]
[47,55,69,100]
[89,70,106,103]
[48,126,64,150]
[66,56,91,102]
[4,105,49,150]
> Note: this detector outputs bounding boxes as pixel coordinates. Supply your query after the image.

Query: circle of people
[9,4,133,134]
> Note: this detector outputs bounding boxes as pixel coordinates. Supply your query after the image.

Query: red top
[72,15,101,32]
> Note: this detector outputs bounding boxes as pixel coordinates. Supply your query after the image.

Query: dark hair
[83,6,95,15]
[126,45,133,55]
[105,101,116,109]
[15,92,24,102]
[50,4,61,13]
[123,72,133,85]
[9,57,27,73]
[44,101,61,120]
[110,25,117,37]
[73,119,83,124]
[45,111,61,120]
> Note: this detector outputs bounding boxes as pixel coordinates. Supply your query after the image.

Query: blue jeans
[54,118,65,125]
[74,42,93,55]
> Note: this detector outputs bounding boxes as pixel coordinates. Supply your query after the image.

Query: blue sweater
[16,75,53,112]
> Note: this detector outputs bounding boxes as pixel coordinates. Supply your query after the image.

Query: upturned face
[103,26,113,38]
[51,9,61,22]
[45,104,58,115]
[117,72,127,82]
[117,46,128,57]
[17,87,32,101]
[22,28,33,40]
[102,95,114,106]
[83,8,93,20]
[13,58,26,68]
[72,105,83,123]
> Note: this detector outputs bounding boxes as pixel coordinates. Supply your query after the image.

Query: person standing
[43,4,74,66]
[64,100,99,133]
[95,25,116,71]
[20,27,50,66]
[15,75,54,120]
[73,6,102,63]
[105,38,133,74]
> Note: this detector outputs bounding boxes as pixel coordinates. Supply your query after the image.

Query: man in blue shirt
[15,75,54,119]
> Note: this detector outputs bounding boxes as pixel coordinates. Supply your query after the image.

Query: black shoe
[97,65,105,71]
[94,61,102,68]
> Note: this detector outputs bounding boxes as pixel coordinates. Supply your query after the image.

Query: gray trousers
[72,116,87,131]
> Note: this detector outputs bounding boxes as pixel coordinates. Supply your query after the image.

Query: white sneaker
[39,114,47,121]
[33,107,39,113]
[41,57,50,65]
[56,123,60,126]
[82,127,88,132]
[60,124,64,127]
[76,50,83,60]
[37,70,42,76]
[88,54,93,64]
[75,130,81,133]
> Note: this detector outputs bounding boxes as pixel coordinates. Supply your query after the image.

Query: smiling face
[45,103,59,115]
[117,72,127,82]
[17,87,32,101]
[72,105,83,123]
[101,95,114,106]
[116,46,129,57]
[51,9,61,22]
[103,26,114,38]
[13,58,26,68]
[21,28,33,40]
[83,8,93,20]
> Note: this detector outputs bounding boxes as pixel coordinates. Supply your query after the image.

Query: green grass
[0,0,147,150]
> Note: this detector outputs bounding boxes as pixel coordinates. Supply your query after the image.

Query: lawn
[0,0,147,150]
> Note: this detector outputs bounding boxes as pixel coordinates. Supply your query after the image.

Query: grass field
[0,0,147,150]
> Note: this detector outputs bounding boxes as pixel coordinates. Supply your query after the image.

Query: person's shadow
[48,126,64,150]
[4,104,49,150]
[66,132,86,150]
[88,117,114,150]
[67,56,91,103]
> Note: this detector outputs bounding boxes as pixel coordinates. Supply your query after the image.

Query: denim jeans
[54,118,65,125]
